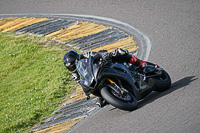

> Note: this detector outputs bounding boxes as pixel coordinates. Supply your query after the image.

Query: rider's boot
[96,97,107,108]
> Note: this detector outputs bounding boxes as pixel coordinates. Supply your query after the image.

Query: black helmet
[63,50,80,72]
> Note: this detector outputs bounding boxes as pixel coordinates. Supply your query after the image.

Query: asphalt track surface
[1,0,200,133]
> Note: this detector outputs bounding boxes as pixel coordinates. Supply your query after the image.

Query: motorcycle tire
[153,70,171,92]
[101,86,138,111]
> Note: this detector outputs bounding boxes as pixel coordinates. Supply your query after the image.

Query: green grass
[0,32,76,133]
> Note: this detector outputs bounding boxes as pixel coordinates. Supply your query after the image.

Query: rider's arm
[109,48,146,68]
[81,51,98,59]
[72,70,80,81]
[109,48,132,63]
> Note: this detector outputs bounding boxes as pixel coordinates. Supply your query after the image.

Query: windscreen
[76,58,94,86]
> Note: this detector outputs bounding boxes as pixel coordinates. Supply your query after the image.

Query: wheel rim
[159,71,168,81]
[111,90,132,102]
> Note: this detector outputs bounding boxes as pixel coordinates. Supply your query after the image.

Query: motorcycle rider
[63,48,146,107]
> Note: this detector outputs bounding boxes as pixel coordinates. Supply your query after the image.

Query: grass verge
[0,32,76,133]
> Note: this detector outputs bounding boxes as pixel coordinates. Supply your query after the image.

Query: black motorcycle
[76,55,171,111]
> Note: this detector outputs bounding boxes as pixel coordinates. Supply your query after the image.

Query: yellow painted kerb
[46,22,111,42]
[0,17,48,32]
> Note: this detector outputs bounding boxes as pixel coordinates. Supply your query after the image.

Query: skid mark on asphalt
[0,16,138,132]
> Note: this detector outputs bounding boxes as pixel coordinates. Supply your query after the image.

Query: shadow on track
[108,76,198,111]
[138,76,198,109]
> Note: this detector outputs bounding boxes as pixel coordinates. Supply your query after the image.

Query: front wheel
[100,86,138,111]
[153,70,171,92]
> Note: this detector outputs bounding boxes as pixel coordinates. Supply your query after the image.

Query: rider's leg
[129,55,146,68]
[110,48,146,68]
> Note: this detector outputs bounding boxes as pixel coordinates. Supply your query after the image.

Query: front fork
[106,78,128,95]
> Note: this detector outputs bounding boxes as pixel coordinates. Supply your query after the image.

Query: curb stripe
[59,26,110,42]
[45,21,89,38]
[16,18,56,33]
[91,37,137,52]
[45,103,96,123]
[0,17,19,26]
[68,28,114,46]
[32,98,96,132]
[0,17,23,31]
[0,17,47,32]
[2,18,48,32]
[81,34,128,51]
[74,28,121,49]
[53,97,96,114]
[35,119,83,133]
[36,20,76,36]
[26,19,64,34]
[48,22,110,42]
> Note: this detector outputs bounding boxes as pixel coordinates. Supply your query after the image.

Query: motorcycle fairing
[76,58,95,92]
[98,63,140,99]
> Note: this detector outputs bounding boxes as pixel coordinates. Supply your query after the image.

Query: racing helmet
[63,50,80,72]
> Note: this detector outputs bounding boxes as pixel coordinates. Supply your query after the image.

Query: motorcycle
[76,55,171,111]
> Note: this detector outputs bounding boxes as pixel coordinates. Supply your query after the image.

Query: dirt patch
[38,39,72,52]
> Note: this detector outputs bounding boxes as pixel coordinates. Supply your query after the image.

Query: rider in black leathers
[63,48,146,107]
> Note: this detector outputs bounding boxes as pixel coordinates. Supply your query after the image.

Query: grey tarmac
[0,0,200,133]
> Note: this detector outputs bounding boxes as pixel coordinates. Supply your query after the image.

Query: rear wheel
[101,86,138,111]
[153,70,171,92]
[145,62,171,92]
